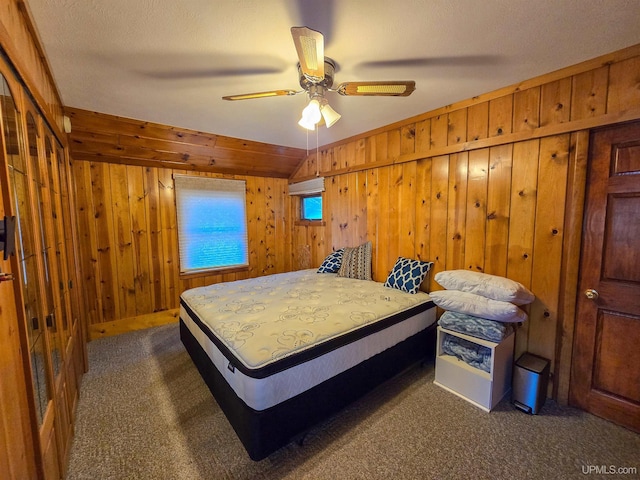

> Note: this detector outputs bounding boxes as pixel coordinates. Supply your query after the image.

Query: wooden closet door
[570,121,640,432]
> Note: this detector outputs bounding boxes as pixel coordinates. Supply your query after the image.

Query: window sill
[295,220,326,227]
[179,265,248,280]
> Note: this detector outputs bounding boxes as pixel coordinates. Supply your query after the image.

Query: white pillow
[434,270,534,305]
[429,290,528,323]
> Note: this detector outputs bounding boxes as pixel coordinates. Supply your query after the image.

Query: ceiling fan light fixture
[298,98,322,130]
[320,101,341,128]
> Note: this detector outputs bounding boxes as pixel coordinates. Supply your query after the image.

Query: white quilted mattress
[180,269,436,410]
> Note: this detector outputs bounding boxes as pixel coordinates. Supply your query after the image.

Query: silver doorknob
[585,289,599,300]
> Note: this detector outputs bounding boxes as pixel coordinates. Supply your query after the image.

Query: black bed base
[180,319,436,461]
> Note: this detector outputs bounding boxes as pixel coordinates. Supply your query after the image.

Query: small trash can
[512,353,549,414]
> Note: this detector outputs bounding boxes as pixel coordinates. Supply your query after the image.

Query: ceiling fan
[222,26,416,130]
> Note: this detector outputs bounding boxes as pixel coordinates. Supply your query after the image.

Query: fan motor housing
[299,58,336,90]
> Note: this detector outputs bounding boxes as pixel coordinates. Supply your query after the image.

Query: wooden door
[1,66,61,479]
[0,173,38,480]
[570,121,640,432]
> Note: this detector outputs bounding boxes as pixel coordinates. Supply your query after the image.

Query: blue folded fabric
[438,311,514,343]
[441,335,492,373]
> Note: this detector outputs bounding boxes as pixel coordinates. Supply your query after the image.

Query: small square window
[301,195,322,221]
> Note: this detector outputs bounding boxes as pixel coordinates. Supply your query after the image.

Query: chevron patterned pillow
[337,241,372,280]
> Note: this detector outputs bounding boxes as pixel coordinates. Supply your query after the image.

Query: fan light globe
[321,103,341,128]
[298,99,322,130]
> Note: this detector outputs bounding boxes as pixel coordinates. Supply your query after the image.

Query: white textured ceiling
[27,0,640,149]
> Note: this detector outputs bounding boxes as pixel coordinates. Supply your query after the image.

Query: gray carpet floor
[66,323,640,480]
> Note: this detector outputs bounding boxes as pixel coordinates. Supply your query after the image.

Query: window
[174,175,248,274]
[301,195,322,221]
[288,177,324,223]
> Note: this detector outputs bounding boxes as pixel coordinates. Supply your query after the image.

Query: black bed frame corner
[180,318,436,461]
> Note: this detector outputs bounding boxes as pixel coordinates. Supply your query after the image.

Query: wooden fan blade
[336,81,416,97]
[291,26,324,81]
[222,90,298,101]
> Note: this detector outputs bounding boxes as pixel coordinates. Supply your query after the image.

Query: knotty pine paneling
[73,161,292,327]
[290,44,640,401]
[0,1,65,136]
[66,107,306,179]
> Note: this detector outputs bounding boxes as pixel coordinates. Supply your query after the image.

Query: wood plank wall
[0,0,65,137]
[72,160,293,337]
[290,44,640,398]
[66,108,306,178]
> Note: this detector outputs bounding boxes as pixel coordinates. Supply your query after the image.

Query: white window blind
[288,177,325,195]
[174,175,248,273]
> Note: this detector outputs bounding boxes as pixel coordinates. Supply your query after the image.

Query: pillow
[317,249,344,273]
[434,270,534,305]
[384,257,433,294]
[429,290,528,323]
[337,241,372,280]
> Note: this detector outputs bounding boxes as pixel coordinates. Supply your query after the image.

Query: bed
[179,269,436,460]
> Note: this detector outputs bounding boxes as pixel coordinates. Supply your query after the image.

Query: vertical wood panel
[555,130,590,402]
[91,162,118,321]
[430,115,448,148]
[464,149,489,272]
[507,140,539,357]
[447,109,467,145]
[263,178,276,276]
[320,148,333,172]
[399,162,417,259]
[607,56,640,112]
[347,172,360,247]
[127,165,152,315]
[72,161,100,324]
[386,165,402,274]
[330,147,339,171]
[507,140,539,286]
[467,101,489,141]
[415,158,432,289]
[327,176,340,250]
[254,177,267,275]
[158,168,178,309]
[273,178,289,273]
[143,166,165,311]
[335,144,348,170]
[571,66,609,120]
[513,87,540,133]
[374,132,388,162]
[446,152,468,270]
[110,163,136,319]
[485,144,513,276]
[529,135,570,365]
[400,124,416,155]
[387,129,401,159]
[246,178,258,277]
[489,95,513,136]
[354,139,366,166]
[366,168,379,267]
[540,78,572,126]
[429,156,449,281]
[415,119,431,154]
[339,175,352,247]
[375,167,390,282]
[356,170,368,245]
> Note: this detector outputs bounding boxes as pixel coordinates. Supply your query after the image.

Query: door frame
[554,130,590,404]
